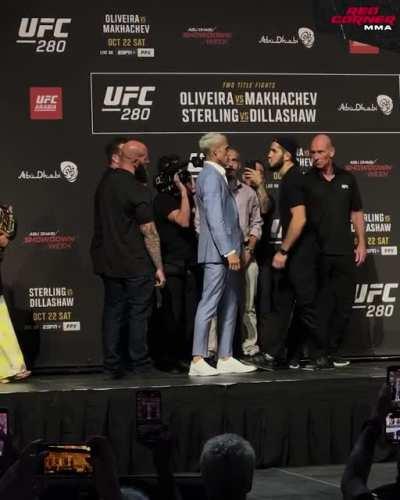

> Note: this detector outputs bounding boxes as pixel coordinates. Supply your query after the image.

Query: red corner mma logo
[30,87,63,120]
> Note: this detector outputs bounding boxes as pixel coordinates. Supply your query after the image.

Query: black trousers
[255,256,273,354]
[317,254,356,356]
[102,274,154,373]
[267,243,323,361]
[156,262,202,363]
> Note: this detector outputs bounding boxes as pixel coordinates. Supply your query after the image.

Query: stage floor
[249,462,396,499]
[0,361,391,474]
[0,360,389,394]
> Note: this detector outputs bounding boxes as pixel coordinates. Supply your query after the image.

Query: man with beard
[307,134,366,367]
[91,139,166,379]
[223,149,270,369]
[266,136,329,370]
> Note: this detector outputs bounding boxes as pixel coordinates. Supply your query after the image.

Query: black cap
[272,136,298,161]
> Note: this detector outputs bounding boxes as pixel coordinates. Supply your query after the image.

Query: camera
[154,154,192,195]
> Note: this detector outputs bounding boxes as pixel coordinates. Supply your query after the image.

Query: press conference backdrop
[2,0,400,368]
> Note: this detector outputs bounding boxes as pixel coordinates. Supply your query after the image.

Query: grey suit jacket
[196,162,242,263]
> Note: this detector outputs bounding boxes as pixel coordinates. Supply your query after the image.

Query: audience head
[200,433,255,500]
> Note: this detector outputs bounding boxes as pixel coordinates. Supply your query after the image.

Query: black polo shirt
[153,192,197,265]
[304,166,363,255]
[279,164,307,237]
[91,168,154,277]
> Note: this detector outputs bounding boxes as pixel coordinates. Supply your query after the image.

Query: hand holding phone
[41,444,92,475]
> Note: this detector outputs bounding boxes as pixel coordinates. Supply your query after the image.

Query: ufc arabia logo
[17,18,71,53]
[353,283,398,318]
[36,95,58,105]
[101,86,155,121]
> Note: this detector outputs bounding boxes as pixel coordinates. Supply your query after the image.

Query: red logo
[30,87,63,119]
[349,40,380,54]
[331,7,396,26]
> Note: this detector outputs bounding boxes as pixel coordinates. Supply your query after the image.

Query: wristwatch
[278,247,289,256]
[244,246,254,255]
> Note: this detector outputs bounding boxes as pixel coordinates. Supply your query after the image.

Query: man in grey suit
[189,133,257,376]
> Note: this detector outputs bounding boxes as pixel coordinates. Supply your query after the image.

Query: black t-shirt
[90,168,154,277]
[279,164,306,236]
[153,192,197,264]
[278,164,316,250]
[304,166,363,255]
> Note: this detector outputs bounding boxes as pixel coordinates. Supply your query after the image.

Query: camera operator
[153,155,200,373]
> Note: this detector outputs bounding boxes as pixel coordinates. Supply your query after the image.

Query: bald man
[91,139,166,379]
[307,134,366,368]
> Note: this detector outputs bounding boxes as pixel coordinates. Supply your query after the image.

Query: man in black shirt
[307,134,366,367]
[266,136,327,370]
[153,155,199,373]
[91,139,166,379]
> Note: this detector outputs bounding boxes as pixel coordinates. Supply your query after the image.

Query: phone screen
[387,366,400,406]
[43,445,92,475]
[0,410,8,456]
[136,390,162,445]
[385,411,400,444]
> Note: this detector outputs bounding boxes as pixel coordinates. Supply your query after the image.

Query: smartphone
[136,390,162,445]
[0,409,8,456]
[41,444,92,475]
[245,160,257,171]
[385,411,400,444]
[387,366,400,406]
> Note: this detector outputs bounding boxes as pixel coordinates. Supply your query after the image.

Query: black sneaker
[288,359,300,370]
[332,356,350,368]
[240,353,272,371]
[316,356,334,370]
[302,362,319,371]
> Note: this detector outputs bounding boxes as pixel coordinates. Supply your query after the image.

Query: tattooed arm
[139,221,166,287]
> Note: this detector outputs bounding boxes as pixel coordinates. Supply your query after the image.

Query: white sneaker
[189,359,219,376]
[217,357,257,374]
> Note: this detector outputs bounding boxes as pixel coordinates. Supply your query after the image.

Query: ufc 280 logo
[353,283,398,317]
[101,86,155,121]
[17,18,71,53]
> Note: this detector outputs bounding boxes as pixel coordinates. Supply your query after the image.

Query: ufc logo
[18,18,71,39]
[103,86,155,106]
[36,95,58,104]
[354,283,398,304]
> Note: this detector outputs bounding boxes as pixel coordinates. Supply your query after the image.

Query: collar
[229,178,243,191]
[311,163,342,177]
[207,161,227,178]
